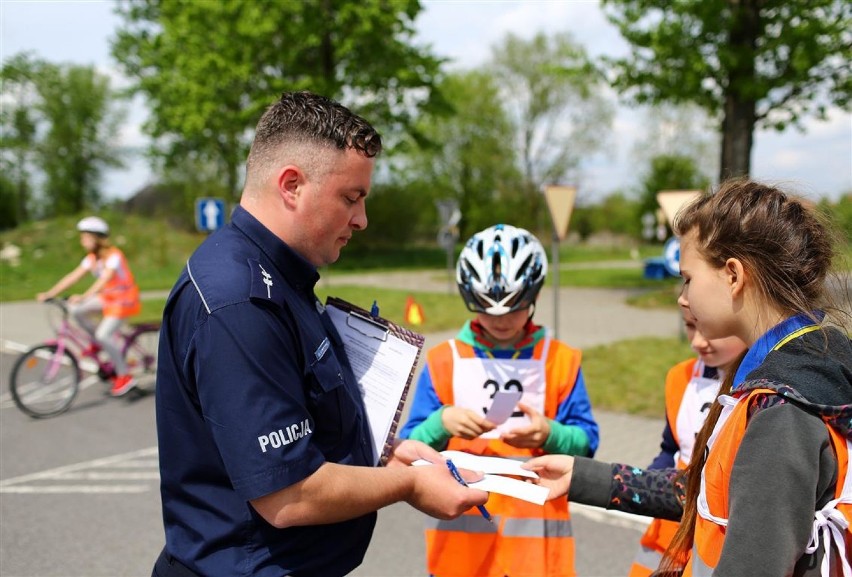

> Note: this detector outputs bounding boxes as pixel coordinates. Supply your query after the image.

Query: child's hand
[500,403,550,448]
[521,455,574,500]
[441,406,496,440]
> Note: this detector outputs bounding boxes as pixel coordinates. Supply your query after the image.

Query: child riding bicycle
[36,216,141,397]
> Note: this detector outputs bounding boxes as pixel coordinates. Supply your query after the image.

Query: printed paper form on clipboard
[325,297,425,466]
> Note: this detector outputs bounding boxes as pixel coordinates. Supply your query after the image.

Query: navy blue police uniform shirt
[156,205,376,577]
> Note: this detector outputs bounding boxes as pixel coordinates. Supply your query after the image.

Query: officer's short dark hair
[246,91,382,185]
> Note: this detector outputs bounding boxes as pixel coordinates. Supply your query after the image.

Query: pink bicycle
[9,298,160,418]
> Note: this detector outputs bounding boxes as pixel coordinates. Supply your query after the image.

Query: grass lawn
[5,214,847,417]
[582,336,694,418]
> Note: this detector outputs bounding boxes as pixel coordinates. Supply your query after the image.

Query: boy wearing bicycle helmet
[37,216,141,396]
[399,224,599,577]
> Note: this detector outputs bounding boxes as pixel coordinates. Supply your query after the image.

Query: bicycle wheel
[10,344,80,418]
[124,325,159,391]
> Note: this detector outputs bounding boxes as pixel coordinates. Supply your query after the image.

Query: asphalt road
[0,350,163,577]
[0,281,665,577]
[0,349,649,577]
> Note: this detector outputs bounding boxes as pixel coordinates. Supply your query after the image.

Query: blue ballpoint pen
[445,458,494,524]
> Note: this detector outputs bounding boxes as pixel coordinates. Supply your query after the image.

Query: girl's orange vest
[89,247,141,318]
[684,388,852,577]
[628,358,698,577]
[424,338,582,577]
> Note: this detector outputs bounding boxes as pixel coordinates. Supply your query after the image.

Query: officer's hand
[387,439,441,469]
[521,455,574,501]
[442,406,496,440]
[500,403,550,448]
[406,461,488,519]
[36,292,50,302]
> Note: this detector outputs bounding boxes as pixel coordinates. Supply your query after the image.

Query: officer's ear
[277,165,303,209]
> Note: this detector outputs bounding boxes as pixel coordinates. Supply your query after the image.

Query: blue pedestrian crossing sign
[663,236,681,276]
[195,198,226,232]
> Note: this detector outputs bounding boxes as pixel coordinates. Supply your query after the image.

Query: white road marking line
[0,447,159,494]
[571,502,651,530]
[1,485,150,494]
[1,339,31,354]
[102,459,160,468]
[49,472,160,480]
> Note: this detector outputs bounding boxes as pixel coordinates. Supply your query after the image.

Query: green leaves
[602,0,851,178]
[489,31,614,222]
[110,0,443,199]
[1,54,126,219]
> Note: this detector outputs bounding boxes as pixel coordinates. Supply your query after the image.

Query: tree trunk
[227,157,240,203]
[718,0,761,183]
[719,96,755,181]
[14,158,29,224]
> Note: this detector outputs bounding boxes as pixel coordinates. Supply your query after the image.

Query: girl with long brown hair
[523,179,852,576]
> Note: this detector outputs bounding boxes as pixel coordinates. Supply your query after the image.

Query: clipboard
[325,296,425,466]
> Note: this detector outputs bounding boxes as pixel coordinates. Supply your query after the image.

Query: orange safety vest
[424,338,582,577]
[86,248,141,318]
[684,388,852,577]
[628,358,698,577]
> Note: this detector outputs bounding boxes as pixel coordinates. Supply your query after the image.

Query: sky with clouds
[2,0,850,202]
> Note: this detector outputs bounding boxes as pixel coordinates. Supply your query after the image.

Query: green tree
[602,0,852,181]
[111,0,444,200]
[36,64,127,215]
[489,31,614,230]
[400,70,525,238]
[631,103,719,186]
[819,193,852,246]
[0,171,17,231]
[639,154,710,237]
[573,191,643,240]
[0,53,40,225]
[1,55,126,218]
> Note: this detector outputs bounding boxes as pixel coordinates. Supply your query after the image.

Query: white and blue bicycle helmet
[456,224,548,316]
[76,216,110,236]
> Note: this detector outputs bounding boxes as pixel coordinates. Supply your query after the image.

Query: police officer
[152,92,488,577]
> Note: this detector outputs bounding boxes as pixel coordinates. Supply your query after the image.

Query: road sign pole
[445,241,456,293]
[435,199,461,295]
[551,231,560,340]
[543,185,577,342]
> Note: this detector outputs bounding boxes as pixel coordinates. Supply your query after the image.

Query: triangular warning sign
[544,185,577,241]
[656,190,701,228]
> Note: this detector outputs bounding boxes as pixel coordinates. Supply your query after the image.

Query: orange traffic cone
[404,295,425,326]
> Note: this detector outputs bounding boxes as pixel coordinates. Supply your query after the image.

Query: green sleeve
[407,407,453,450]
[541,419,591,456]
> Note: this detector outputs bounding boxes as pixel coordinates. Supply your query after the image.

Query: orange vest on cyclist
[85,247,140,318]
[630,358,721,577]
[424,338,582,577]
[683,388,852,577]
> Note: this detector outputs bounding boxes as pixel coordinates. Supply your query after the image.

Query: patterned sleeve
[608,463,685,521]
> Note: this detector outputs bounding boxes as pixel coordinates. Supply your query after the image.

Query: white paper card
[484,390,523,425]
[438,450,538,478]
[411,451,546,505]
[470,474,548,506]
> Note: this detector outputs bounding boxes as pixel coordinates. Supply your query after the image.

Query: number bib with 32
[449,339,550,439]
